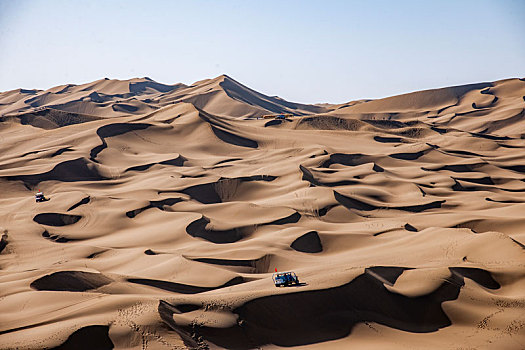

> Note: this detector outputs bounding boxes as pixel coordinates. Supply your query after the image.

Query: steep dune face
[1,77,525,349]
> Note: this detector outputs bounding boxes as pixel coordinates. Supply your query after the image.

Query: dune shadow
[211,125,258,148]
[30,271,112,292]
[389,150,427,160]
[300,165,359,187]
[180,175,276,204]
[67,196,90,211]
[334,191,445,213]
[8,158,107,188]
[128,276,245,294]
[374,136,404,143]
[185,216,248,244]
[126,197,183,218]
[264,119,282,127]
[90,122,151,161]
[34,213,82,226]
[160,266,474,349]
[188,254,273,273]
[0,231,7,254]
[42,230,78,243]
[125,155,186,172]
[186,211,301,244]
[290,231,322,253]
[49,325,114,350]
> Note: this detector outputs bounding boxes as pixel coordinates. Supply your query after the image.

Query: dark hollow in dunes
[189,254,272,274]
[126,197,183,218]
[264,119,282,127]
[49,325,114,350]
[422,164,483,173]
[510,238,525,249]
[404,223,418,232]
[128,276,245,294]
[333,192,377,211]
[300,165,358,187]
[33,213,82,226]
[181,176,276,204]
[290,231,322,253]
[111,103,139,113]
[469,132,510,141]
[30,271,112,292]
[90,122,151,161]
[451,179,485,192]
[211,125,258,148]
[42,230,76,243]
[321,153,372,168]
[125,155,186,172]
[51,147,74,157]
[454,177,494,185]
[186,216,246,244]
[96,122,151,139]
[0,231,7,253]
[192,258,256,267]
[502,165,525,174]
[374,136,404,143]
[444,149,483,157]
[485,197,522,204]
[373,163,384,172]
[8,158,106,188]
[449,267,500,289]
[394,200,445,213]
[67,196,90,211]
[160,266,465,349]
[334,192,445,213]
[214,158,243,165]
[173,304,202,313]
[431,126,447,134]
[389,150,427,160]
[472,96,497,109]
[186,212,299,244]
[182,183,222,204]
[159,301,201,348]
[366,266,409,285]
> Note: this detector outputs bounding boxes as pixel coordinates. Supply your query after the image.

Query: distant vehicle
[262,113,294,119]
[35,191,47,202]
[272,271,299,287]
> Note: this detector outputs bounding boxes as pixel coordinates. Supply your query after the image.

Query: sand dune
[1,75,525,349]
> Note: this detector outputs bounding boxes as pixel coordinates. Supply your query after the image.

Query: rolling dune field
[1,75,524,349]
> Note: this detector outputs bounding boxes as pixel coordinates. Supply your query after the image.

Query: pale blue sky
[0,0,523,103]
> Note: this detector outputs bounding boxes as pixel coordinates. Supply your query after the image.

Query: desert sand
[0,75,524,349]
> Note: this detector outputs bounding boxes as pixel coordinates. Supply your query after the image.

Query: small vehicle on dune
[272,271,300,287]
[35,191,48,202]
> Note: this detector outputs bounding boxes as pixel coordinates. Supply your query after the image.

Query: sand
[0,75,524,349]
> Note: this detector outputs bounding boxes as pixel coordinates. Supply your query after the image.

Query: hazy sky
[0,0,523,103]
